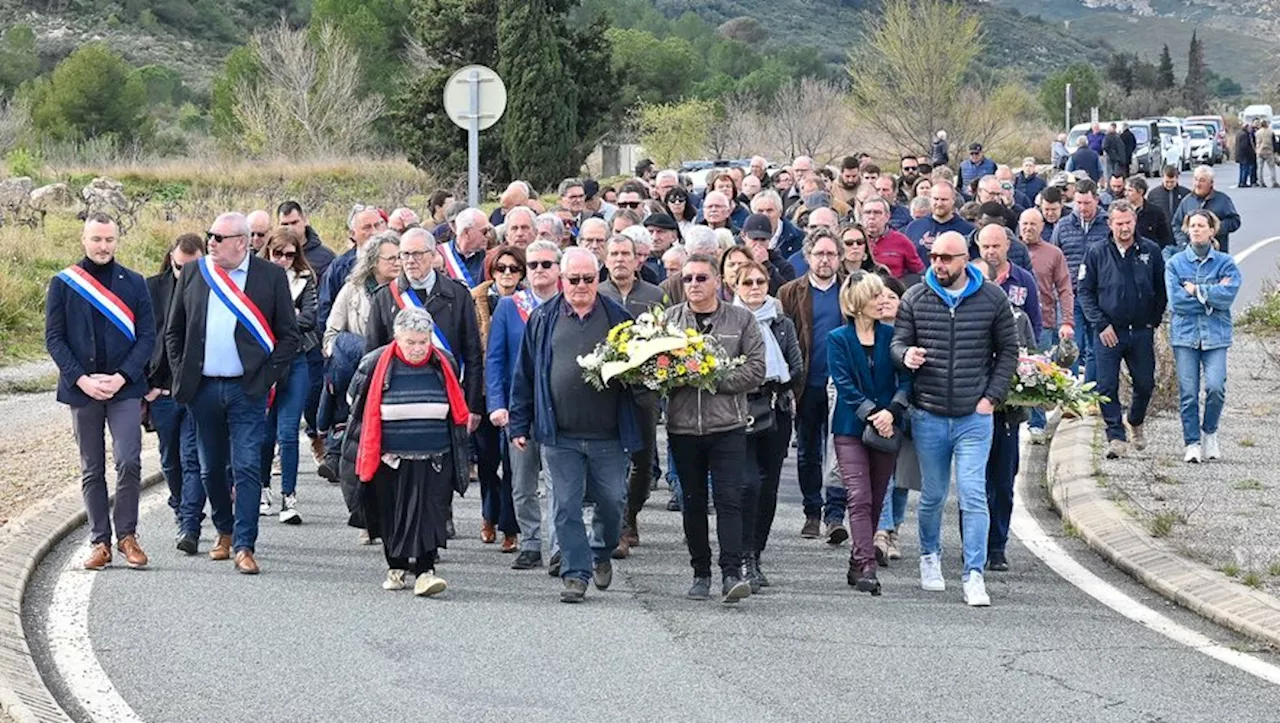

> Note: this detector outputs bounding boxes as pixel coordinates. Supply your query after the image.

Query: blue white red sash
[198,258,275,354]
[57,265,136,342]
[512,289,538,324]
[389,280,457,364]
[440,242,477,288]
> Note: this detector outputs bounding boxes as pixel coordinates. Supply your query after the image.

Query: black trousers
[671,429,747,578]
[745,410,792,554]
[625,395,660,522]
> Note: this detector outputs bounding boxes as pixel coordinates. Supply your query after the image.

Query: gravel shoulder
[1099,333,1280,598]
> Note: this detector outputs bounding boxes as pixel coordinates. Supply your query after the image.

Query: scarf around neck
[734,295,790,384]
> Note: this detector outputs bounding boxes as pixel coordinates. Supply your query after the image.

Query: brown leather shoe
[500,533,518,553]
[209,534,232,561]
[612,536,631,559]
[117,534,148,569]
[310,436,326,465]
[481,520,497,544]
[234,549,260,575]
[83,542,111,570]
[622,520,640,547]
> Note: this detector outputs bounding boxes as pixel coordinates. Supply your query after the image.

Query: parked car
[1185,114,1227,159]
[1184,125,1217,165]
[1157,122,1192,171]
[1122,120,1161,177]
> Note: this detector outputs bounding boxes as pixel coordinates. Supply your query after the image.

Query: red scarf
[356,341,470,482]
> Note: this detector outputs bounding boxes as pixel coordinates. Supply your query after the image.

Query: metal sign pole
[467,68,481,208]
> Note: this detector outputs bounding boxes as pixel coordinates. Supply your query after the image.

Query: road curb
[1046,417,1280,650]
[0,468,164,723]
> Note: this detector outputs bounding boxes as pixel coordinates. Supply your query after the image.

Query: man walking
[779,231,849,542]
[1257,120,1277,188]
[1051,179,1109,381]
[1019,208,1074,443]
[960,143,996,190]
[1146,166,1190,235]
[166,212,300,573]
[487,241,563,571]
[1124,176,1173,249]
[1172,166,1241,254]
[508,248,641,603]
[892,231,1019,606]
[46,213,156,570]
[1077,201,1167,459]
[665,254,766,604]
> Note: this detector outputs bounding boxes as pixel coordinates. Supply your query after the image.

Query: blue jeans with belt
[260,354,309,496]
[543,437,628,583]
[1094,327,1156,442]
[150,395,203,526]
[912,409,995,577]
[190,377,268,552]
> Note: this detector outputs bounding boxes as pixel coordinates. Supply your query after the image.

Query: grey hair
[400,227,437,250]
[524,239,562,260]
[393,306,435,337]
[561,246,599,271]
[443,200,469,222]
[684,225,719,255]
[557,178,584,196]
[1193,165,1214,181]
[347,231,400,289]
[454,207,486,234]
[347,204,378,231]
[909,196,931,214]
[214,212,251,238]
[579,217,608,239]
[655,169,679,185]
[505,205,536,227]
[607,233,638,256]
[861,196,891,215]
[620,224,651,251]
[751,190,783,212]
[662,245,688,263]
[535,213,564,238]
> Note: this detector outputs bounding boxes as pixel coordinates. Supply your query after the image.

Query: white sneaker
[414,570,447,597]
[382,569,406,590]
[920,553,945,591]
[259,488,274,516]
[964,572,991,607]
[1028,427,1047,445]
[1183,443,1202,464]
[279,494,301,525]
[1202,432,1221,460]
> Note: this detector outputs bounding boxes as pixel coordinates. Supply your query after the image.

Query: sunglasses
[739,278,769,287]
[250,231,267,239]
[929,252,967,262]
[843,238,866,246]
[682,273,711,284]
[527,260,556,270]
[494,263,522,274]
[617,201,642,209]
[206,231,243,244]
[667,197,686,204]
[271,250,297,260]
[564,275,596,286]
[902,166,918,172]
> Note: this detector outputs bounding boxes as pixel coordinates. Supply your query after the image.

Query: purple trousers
[834,435,897,573]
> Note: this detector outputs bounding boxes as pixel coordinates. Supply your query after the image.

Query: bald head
[1018,208,1045,245]
[808,207,840,231]
[246,210,271,251]
[933,231,967,256]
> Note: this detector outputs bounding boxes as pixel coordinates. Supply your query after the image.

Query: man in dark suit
[45,213,156,571]
[166,212,300,574]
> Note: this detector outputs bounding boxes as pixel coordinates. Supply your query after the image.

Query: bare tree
[704,92,759,160]
[234,22,385,158]
[767,78,853,164]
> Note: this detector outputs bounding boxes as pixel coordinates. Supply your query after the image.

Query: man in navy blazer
[165,212,300,574]
[45,213,156,571]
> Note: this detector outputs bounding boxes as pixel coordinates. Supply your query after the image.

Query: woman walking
[1166,209,1242,463]
[258,226,319,524]
[733,260,803,590]
[870,276,918,564]
[828,272,910,594]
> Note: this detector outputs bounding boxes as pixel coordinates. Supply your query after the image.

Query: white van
[1240,104,1273,124]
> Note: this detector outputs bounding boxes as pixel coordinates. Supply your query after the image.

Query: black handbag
[861,419,902,454]
[745,390,776,434]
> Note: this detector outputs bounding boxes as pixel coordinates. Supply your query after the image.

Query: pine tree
[1157,43,1176,90]
[497,0,578,187]
[1183,31,1207,112]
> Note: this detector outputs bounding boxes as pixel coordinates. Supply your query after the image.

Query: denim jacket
[1164,247,1241,351]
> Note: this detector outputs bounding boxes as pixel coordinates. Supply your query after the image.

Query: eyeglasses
[377,254,399,263]
[582,237,607,246]
[494,263,522,274]
[527,260,556,270]
[617,201,641,209]
[843,238,866,247]
[564,275,596,286]
[682,273,711,284]
[739,278,769,288]
[929,252,967,262]
[399,250,430,260]
[271,249,297,260]
[810,251,839,259]
[206,232,243,244]
[564,193,585,201]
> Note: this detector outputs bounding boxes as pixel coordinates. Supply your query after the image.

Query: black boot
[754,552,771,587]
[743,555,762,593]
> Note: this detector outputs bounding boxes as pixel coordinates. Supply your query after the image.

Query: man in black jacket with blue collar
[46,213,156,571]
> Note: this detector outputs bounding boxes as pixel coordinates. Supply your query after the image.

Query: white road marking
[1011,437,1280,687]
[1232,235,1280,264]
[46,492,170,722]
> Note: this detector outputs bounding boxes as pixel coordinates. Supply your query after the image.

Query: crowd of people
[44,142,1243,607]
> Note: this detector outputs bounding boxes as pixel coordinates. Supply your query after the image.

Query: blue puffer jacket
[1050,209,1110,291]
[1164,246,1241,351]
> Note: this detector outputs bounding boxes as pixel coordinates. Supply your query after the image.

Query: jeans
[1094,327,1156,442]
[797,386,844,521]
[149,395,202,523]
[1029,328,1059,430]
[70,398,143,546]
[746,411,791,553]
[476,416,518,534]
[985,411,1021,556]
[1173,346,1228,445]
[260,354,309,496]
[190,377,268,552]
[509,435,556,554]
[877,485,909,531]
[666,441,681,499]
[670,429,748,578]
[1238,160,1256,187]
[1073,303,1096,383]
[542,437,628,582]
[912,409,995,576]
[833,435,895,574]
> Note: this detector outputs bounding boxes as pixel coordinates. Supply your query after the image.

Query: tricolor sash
[512,289,538,324]
[440,242,477,288]
[198,258,276,354]
[389,280,458,366]
[57,265,136,342]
